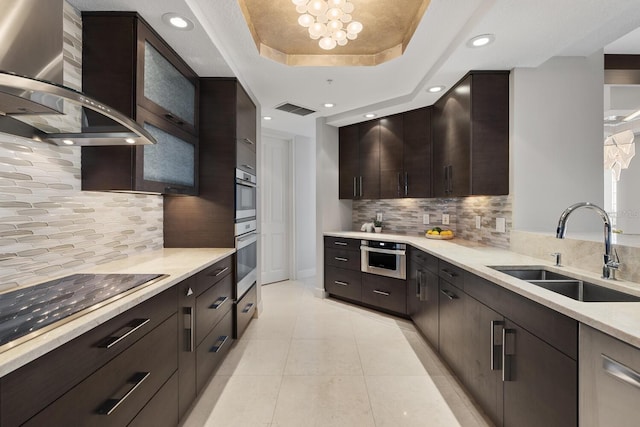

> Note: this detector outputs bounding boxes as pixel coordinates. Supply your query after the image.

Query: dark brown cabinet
[402,107,432,198]
[164,78,256,248]
[1,287,178,427]
[438,278,466,376]
[432,71,509,197]
[81,12,199,195]
[234,282,257,339]
[379,114,404,199]
[361,272,407,315]
[407,248,439,345]
[339,107,432,200]
[177,277,197,419]
[502,319,577,427]
[323,237,362,302]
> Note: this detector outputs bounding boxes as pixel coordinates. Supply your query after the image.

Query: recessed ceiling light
[467,34,495,48]
[125,138,136,144]
[263,116,272,121]
[427,86,445,93]
[62,139,74,145]
[162,13,194,31]
[364,113,376,118]
[323,103,335,108]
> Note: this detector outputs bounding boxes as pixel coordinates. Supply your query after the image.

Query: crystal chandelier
[292,0,364,50]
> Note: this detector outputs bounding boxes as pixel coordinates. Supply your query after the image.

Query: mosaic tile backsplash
[0,4,163,291]
[352,195,512,248]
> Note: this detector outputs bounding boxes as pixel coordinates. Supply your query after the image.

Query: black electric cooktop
[0,273,166,351]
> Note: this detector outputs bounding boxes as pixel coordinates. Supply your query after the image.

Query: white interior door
[261,135,291,284]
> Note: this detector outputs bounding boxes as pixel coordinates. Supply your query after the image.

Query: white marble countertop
[0,247,235,377]
[326,231,640,349]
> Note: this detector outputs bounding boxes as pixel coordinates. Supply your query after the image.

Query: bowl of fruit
[425,227,454,240]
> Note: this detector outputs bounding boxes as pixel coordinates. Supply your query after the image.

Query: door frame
[260,129,296,282]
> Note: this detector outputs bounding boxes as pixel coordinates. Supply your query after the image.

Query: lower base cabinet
[24,314,178,427]
[197,310,233,392]
[361,273,407,315]
[235,282,257,338]
[129,372,179,427]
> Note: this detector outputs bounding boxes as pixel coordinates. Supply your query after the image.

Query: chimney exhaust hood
[0,0,155,146]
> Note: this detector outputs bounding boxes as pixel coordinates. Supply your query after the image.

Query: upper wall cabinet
[80,12,199,195]
[339,107,432,200]
[432,71,509,198]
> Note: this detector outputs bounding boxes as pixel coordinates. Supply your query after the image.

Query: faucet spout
[555,202,617,279]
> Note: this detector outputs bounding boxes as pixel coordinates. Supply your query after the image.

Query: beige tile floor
[181,279,493,427]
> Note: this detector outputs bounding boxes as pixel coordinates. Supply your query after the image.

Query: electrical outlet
[496,217,506,233]
[376,212,383,222]
[423,214,429,225]
[475,215,482,229]
[442,214,450,225]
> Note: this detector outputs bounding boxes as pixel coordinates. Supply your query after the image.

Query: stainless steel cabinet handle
[241,164,255,170]
[334,280,349,286]
[242,302,255,313]
[441,269,457,278]
[404,172,409,196]
[353,176,357,198]
[98,318,151,349]
[490,320,504,371]
[444,165,448,194]
[502,328,515,382]
[210,266,229,277]
[97,372,150,415]
[210,296,229,310]
[397,172,402,197]
[334,241,348,246]
[211,335,229,353]
[184,307,194,352]
[440,288,458,300]
[373,289,390,296]
[416,270,422,298]
[359,176,363,197]
[334,257,349,262]
[602,354,640,389]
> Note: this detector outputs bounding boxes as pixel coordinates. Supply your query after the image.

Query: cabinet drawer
[439,261,465,289]
[196,274,233,345]
[325,266,362,302]
[361,273,407,315]
[128,372,178,427]
[195,256,233,296]
[197,309,233,393]
[23,314,178,427]
[411,248,438,273]
[325,247,361,271]
[324,236,360,250]
[0,287,177,427]
[234,282,257,339]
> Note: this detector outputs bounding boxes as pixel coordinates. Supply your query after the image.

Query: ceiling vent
[275,102,316,116]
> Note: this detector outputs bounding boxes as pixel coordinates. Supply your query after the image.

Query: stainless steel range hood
[0,0,155,146]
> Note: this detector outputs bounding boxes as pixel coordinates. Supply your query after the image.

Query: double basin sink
[491,266,640,302]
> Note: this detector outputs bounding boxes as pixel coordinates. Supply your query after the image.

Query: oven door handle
[236,232,258,249]
[360,246,406,256]
[236,178,257,188]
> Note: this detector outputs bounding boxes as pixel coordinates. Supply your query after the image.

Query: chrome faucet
[555,202,619,279]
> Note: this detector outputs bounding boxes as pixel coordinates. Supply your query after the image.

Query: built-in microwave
[235,169,257,221]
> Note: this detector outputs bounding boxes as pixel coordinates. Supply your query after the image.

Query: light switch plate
[376,212,383,222]
[442,214,450,225]
[423,214,429,225]
[496,217,506,233]
[475,216,482,229]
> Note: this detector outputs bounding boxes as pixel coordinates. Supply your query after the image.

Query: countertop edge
[324,231,640,349]
[0,247,235,377]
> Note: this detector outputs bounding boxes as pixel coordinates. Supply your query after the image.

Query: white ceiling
[68,0,640,137]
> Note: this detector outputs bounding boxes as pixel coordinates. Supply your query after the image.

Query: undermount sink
[490,266,640,303]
